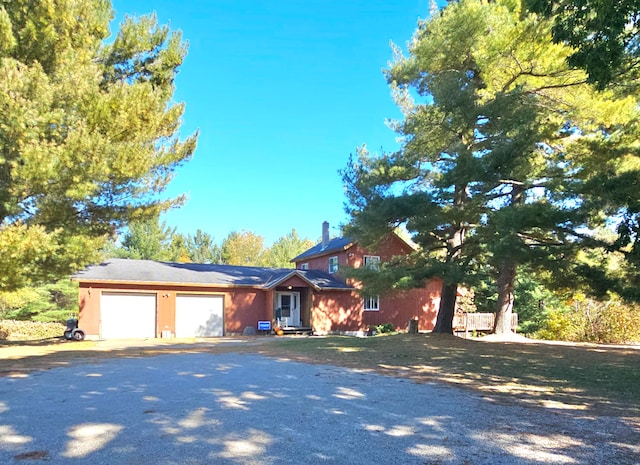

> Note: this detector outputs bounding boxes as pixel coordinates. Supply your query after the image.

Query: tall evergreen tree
[186,229,222,264]
[263,229,315,268]
[521,2,640,301]
[343,0,639,333]
[524,0,640,89]
[115,215,177,261]
[0,0,197,289]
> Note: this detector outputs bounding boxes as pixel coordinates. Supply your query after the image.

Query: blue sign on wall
[257,321,271,331]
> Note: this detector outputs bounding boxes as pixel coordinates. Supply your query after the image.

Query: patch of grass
[254,334,640,416]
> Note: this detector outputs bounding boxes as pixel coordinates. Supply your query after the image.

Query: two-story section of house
[291,222,442,334]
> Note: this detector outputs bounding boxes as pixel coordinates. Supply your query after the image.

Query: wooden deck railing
[453,312,518,334]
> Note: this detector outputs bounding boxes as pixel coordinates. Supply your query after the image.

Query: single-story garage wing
[73,259,355,339]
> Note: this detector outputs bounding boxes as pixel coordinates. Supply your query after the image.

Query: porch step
[279,326,313,335]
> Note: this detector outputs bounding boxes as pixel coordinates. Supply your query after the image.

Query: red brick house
[74,222,441,339]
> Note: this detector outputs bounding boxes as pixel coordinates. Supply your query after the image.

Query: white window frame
[363,255,380,270]
[328,256,338,274]
[300,263,309,270]
[363,295,380,311]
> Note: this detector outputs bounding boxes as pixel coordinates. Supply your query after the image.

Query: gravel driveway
[0,350,638,464]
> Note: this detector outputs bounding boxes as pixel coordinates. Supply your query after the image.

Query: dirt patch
[0,337,263,377]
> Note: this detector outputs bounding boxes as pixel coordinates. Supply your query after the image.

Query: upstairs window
[300,263,309,270]
[363,255,380,270]
[328,256,338,274]
[364,295,380,311]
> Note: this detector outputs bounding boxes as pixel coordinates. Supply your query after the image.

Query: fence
[453,312,518,336]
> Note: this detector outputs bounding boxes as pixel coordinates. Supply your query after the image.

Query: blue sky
[110,1,435,245]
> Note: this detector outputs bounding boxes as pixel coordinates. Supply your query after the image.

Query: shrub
[535,295,640,344]
[535,309,575,341]
[0,320,65,341]
[574,298,640,344]
[0,280,78,323]
[375,323,396,334]
[514,273,571,335]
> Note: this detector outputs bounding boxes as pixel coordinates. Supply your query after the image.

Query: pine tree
[524,0,640,89]
[116,215,177,261]
[343,0,639,333]
[263,229,315,269]
[186,230,222,264]
[0,0,197,289]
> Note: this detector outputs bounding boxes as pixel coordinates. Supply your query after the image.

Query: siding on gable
[298,251,353,273]
[294,235,413,272]
[277,275,311,288]
[347,236,413,268]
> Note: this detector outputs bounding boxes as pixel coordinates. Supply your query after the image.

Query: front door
[277,292,301,327]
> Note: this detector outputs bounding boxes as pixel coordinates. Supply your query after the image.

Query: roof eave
[263,270,321,291]
[74,278,265,289]
[316,286,354,291]
[291,241,355,263]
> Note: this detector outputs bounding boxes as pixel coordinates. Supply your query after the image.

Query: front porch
[272,285,313,335]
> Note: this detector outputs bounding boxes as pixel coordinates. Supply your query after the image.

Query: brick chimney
[321,221,330,249]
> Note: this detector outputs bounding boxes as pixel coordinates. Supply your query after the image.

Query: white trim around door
[276,292,301,327]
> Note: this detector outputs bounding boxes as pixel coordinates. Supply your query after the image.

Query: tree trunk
[494,261,516,334]
[432,281,457,334]
[433,184,467,335]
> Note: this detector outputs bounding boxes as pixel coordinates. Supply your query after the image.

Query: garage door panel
[101,293,156,339]
[175,295,223,337]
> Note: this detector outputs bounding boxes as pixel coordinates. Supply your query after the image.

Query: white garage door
[101,293,157,339]
[175,295,224,337]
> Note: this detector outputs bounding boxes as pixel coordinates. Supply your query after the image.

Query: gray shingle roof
[72,258,352,290]
[290,237,354,262]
